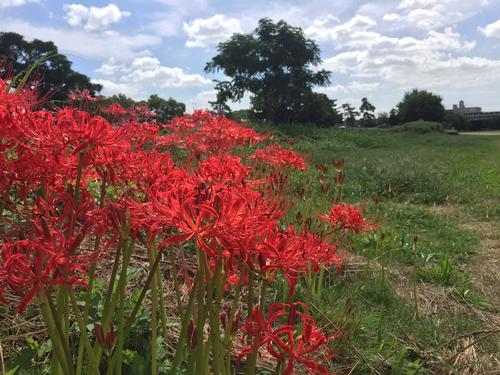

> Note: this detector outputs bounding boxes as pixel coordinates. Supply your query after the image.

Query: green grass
[251,122,500,373]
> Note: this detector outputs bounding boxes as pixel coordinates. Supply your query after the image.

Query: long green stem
[148,244,159,375]
[68,290,101,375]
[224,280,242,374]
[40,300,70,375]
[169,247,182,312]
[77,173,108,375]
[45,295,75,375]
[74,151,85,205]
[170,273,200,374]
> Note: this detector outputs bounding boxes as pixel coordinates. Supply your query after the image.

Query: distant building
[450,100,500,121]
[452,100,482,116]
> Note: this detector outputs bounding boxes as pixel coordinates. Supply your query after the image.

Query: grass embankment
[253,123,500,374]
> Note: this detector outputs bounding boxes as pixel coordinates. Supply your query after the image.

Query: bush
[391,120,444,134]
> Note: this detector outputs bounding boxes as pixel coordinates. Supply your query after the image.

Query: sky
[1,0,500,113]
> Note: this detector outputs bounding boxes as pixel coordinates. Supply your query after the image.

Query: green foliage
[205,18,333,124]
[146,94,186,123]
[341,103,359,127]
[391,121,444,134]
[397,89,446,123]
[389,108,401,126]
[0,32,101,102]
[359,97,376,127]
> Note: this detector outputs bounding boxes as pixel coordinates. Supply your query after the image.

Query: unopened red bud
[94,323,105,346]
[187,319,197,348]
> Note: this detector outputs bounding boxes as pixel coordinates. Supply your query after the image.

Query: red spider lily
[106,103,128,117]
[68,89,96,103]
[250,144,307,171]
[239,303,337,375]
[196,154,251,187]
[257,227,341,295]
[319,203,373,233]
[0,239,88,312]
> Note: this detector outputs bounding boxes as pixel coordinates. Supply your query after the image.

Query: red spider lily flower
[106,103,128,117]
[196,154,251,187]
[319,203,373,233]
[257,227,341,296]
[239,303,338,375]
[250,144,307,171]
[0,239,88,313]
[68,89,96,103]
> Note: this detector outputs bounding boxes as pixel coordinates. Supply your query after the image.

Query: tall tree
[388,108,400,126]
[359,97,376,127]
[0,32,101,102]
[397,89,445,123]
[341,103,359,127]
[147,94,186,123]
[205,18,332,124]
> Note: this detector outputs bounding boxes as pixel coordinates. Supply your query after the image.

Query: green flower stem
[148,244,159,375]
[77,173,108,375]
[68,290,101,375]
[169,247,182,312]
[74,151,85,205]
[45,295,75,375]
[224,279,242,374]
[40,299,71,375]
[245,273,257,375]
[170,273,200,374]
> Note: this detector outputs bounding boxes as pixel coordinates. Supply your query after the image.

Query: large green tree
[147,94,186,123]
[0,32,101,102]
[397,89,445,123]
[341,103,359,127]
[359,97,376,127]
[205,18,332,124]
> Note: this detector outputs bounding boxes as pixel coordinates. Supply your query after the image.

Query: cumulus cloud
[63,3,130,31]
[150,0,210,37]
[2,18,159,61]
[316,15,500,90]
[0,0,38,8]
[183,15,242,48]
[319,81,381,94]
[382,0,492,30]
[94,56,211,99]
[479,19,500,38]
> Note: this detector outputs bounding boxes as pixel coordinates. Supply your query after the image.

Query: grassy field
[253,124,500,374]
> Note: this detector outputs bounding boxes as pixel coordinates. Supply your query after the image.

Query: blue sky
[2,0,500,113]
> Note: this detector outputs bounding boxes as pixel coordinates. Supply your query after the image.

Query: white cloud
[94,56,211,99]
[63,3,130,31]
[479,19,500,38]
[316,15,500,91]
[306,15,377,43]
[0,0,38,8]
[2,18,159,61]
[183,15,242,48]
[320,81,381,94]
[383,0,493,30]
[150,0,210,37]
[383,13,402,22]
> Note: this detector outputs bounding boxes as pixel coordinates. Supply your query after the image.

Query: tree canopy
[205,18,335,125]
[0,32,101,102]
[359,97,376,127]
[397,89,445,123]
[146,94,186,123]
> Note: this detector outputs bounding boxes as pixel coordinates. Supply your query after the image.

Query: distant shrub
[445,129,459,136]
[391,120,444,134]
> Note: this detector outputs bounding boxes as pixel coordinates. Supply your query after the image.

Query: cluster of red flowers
[0,80,371,374]
[319,203,370,233]
[250,144,307,171]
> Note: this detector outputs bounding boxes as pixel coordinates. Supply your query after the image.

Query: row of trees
[0,32,186,122]
[1,27,474,129]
